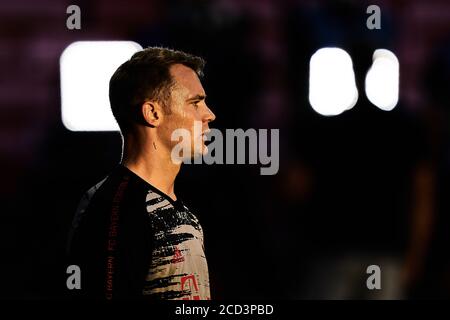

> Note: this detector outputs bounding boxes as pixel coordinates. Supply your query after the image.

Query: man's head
[109,47,215,159]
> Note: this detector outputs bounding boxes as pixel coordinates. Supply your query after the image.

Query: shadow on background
[0,0,449,299]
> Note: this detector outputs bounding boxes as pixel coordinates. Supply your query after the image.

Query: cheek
[174,101,192,120]
[167,107,188,130]
[178,109,198,130]
[163,109,196,143]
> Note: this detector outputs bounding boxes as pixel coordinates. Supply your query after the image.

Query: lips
[201,129,211,139]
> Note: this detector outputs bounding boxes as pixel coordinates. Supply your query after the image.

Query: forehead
[169,64,205,97]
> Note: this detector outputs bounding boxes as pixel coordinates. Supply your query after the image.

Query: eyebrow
[186,94,206,102]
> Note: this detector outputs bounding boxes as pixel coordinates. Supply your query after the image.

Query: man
[67,47,216,300]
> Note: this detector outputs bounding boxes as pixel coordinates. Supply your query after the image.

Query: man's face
[158,64,216,160]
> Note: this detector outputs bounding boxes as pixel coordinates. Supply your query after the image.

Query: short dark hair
[109,47,205,133]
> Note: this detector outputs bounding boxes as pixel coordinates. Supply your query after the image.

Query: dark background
[1,0,450,299]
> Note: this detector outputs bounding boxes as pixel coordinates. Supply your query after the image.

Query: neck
[121,134,181,201]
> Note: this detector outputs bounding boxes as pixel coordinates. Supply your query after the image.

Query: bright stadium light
[365,49,399,111]
[60,41,143,131]
[309,48,358,116]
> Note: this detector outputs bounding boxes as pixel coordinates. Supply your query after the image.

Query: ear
[142,100,163,127]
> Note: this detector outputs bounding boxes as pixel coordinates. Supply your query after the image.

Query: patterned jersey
[66,164,210,300]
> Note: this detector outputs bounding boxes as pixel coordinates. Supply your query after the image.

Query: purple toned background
[1,0,450,299]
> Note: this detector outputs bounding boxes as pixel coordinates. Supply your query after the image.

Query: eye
[192,101,200,109]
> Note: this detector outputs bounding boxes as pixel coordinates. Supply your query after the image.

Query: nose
[204,105,216,123]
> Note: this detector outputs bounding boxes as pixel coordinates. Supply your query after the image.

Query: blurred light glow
[365,49,399,111]
[60,41,143,131]
[309,48,358,116]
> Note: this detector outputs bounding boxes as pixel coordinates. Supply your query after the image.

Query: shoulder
[71,166,136,227]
